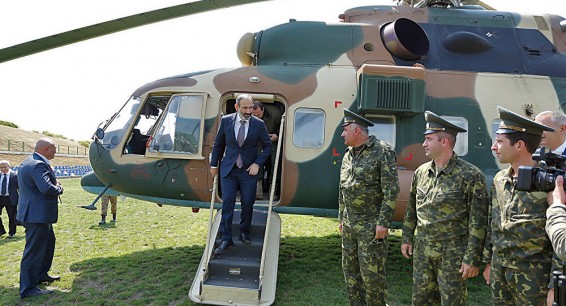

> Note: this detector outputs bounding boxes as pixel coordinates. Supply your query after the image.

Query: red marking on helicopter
[131,167,151,179]
[332,148,340,157]
[334,100,342,108]
[404,153,413,161]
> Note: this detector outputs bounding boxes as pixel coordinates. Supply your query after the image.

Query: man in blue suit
[17,138,63,299]
[210,94,272,254]
[0,160,19,238]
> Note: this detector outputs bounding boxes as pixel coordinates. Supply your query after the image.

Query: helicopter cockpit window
[101,96,142,149]
[442,116,469,156]
[149,95,204,155]
[367,115,396,148]
[293,108,325,148]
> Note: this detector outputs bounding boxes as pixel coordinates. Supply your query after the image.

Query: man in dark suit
[0,160,19,238]
[210,94,272,254]
[17,138,63,299]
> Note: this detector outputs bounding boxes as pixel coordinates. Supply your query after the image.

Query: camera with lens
[516,147,566,192]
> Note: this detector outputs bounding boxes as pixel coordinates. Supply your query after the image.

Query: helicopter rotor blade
[0,0,269,63]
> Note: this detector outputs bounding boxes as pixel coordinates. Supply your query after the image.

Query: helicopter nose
[81,171,105,193]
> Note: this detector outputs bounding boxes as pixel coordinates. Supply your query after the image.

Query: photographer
[547,175,566,262]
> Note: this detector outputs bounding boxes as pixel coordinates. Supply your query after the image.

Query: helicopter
[1,0,566,304]
[72,0,566,221]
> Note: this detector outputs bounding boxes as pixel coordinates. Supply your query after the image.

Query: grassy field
[0,178,491,305]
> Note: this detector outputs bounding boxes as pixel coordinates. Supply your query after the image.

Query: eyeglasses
[371,238,384,244]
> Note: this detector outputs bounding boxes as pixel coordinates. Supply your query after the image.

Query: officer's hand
[247,163,260,175]
[269,134,278,142]
[482,263,491,284]
[459,263,479,279]
[338,222,343,234]
[375,225,388,240]
[548,175,566,205]
[401,243,412,259]
[210,167,218,177]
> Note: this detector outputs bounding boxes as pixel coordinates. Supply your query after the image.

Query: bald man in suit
[17,138,63,299]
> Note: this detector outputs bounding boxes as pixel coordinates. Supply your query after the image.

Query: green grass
[0,178,491,305]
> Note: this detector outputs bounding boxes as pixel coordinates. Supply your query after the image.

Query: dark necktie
[1,174,6,196]
[236,120,246,168]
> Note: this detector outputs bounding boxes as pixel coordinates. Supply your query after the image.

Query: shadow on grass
[87,223,117,230]
[0,233,489,305]
[0,235,24,245]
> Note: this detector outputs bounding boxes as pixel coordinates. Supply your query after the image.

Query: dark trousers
[0,196,17,235]
[220,167,256,241]
[20,223,56,297]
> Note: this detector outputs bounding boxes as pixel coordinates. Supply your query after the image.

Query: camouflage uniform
[100,195,117,216]
[339,135,399,306]
[482,168,554,305]
[402,153,488,306]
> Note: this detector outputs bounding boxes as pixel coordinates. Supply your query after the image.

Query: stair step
[201,283,259,304]
[205,258,260,287]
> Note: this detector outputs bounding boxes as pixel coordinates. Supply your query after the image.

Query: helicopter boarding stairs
[189,208,281,305]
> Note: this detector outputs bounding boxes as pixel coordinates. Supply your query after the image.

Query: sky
[0,0,565,141]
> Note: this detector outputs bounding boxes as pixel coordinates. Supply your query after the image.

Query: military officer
[401,111,489,306]
[482,106,557,305]
[339,109,399,306]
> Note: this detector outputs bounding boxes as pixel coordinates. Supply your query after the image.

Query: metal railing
[0,139,88,155]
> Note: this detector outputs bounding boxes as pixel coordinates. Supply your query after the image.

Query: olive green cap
[423,111,466,136]
[342,109,374,128]
[495,106,554,135]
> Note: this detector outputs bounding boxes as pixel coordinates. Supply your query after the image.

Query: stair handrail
[201,174,219,278]
[258,114,285,296]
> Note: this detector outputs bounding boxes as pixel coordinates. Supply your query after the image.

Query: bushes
[0,120,18,128]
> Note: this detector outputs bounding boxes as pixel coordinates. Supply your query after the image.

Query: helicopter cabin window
[442,116,468,156]
[101,96,143,150]
[367,115,396,148]
[149,95,204,155]
[293,108,325,148]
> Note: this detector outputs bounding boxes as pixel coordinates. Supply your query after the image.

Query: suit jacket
[211,113,272,178]
[17,153,63,224]
[6,171,19,206]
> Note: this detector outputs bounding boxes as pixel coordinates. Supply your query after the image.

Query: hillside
[0,125,91,166]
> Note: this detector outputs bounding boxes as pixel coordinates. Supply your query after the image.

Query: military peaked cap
[495,106,554,135]
[423,111,466,135]
[342,109,374,128]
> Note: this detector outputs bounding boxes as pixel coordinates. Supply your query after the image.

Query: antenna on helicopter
[396,0,494,10]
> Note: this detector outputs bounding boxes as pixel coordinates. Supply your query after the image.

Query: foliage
[0,120,18,128]
[42,130,68,140]
[78,140,91,148]
[0,179,491,305]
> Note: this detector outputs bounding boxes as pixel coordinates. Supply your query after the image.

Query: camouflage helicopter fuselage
[82,5,566,222]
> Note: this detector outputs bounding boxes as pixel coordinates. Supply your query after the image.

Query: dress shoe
[0,230,6,236]
[21,288,54,299]
[214,240,234,254]
[7,234,14,238]
[39,275,61,283]
[238,232,251,244]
